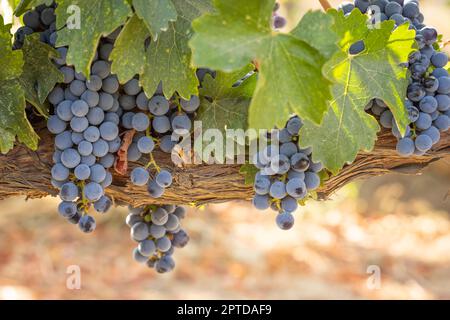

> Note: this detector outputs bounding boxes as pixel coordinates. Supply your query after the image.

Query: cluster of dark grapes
[122,87,199,272]
[13,4,117,233]
[126,89,200,199]
[126,205,189,273]
[252,117,323,230]
[46,32,124,232]
[13,2,57,49]
[339,0,450,156]
[16,2,197,272]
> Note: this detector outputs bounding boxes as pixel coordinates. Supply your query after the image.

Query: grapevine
[0,0,448,275]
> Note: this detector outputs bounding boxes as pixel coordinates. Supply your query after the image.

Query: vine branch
[0,121,449,207]
[318,0,332,11]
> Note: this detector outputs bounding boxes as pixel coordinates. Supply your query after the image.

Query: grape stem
[146,153,161,173]
[79,180,88,214]
[174,96,183,113]
[318,0,332,11]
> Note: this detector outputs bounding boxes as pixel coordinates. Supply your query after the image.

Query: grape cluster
[340,1,450,156]
[13,2,57,49]
[47,33,124,232]
[125,88,200,199]
[126,205,189,273]
[252,117,323,230]
[13,4,116,232]
[16,3,197,271]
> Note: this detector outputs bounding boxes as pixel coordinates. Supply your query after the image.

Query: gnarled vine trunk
[0,122,449,207]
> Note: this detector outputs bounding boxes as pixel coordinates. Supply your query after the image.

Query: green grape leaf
[0,17,38,154]
[0,17,23,84]
[55,0,131,77]
[19,34,63,116]
[299,10,416,174]
[132,0,177,40]
[197,64,256,135]
[329,7,368,50]
[0,43,23,82]
[14,0,53,16]
[248,35,329,130]
[239,164,259,186]
[140,0,213,100]
[0,127,16,153]
[190,0,331,129]
[195,65,256,163]
[110,14,148,83]
[291,10,338,60]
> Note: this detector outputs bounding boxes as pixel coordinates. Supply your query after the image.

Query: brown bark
[0,123,449,207]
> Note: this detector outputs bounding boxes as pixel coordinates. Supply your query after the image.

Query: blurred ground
[0,159,448,300]
[0,0,449,300]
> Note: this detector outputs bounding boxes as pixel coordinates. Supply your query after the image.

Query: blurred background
[0,0,449,300]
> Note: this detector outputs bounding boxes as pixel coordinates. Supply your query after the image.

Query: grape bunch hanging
[126,205,189,273]
[14,2,201,273]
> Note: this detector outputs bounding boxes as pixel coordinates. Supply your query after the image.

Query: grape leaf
[197,64,256,135]
[139,0,213,100]
[329,8,368,50]
[291,10,338,60]
[110,14,148,84]
[0,17,38,154]
[190,0,331,129]
[19,33,63,116]
[14,0,53,16]
[239,164,259,186]
[132,0,177,40]
[0,17,23,83]
[195,65,256,163]
[0,43,23,82]
[0,127,16,153]
[299,10,416,174]
[248,35,329,130]
[55,0,131,77]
